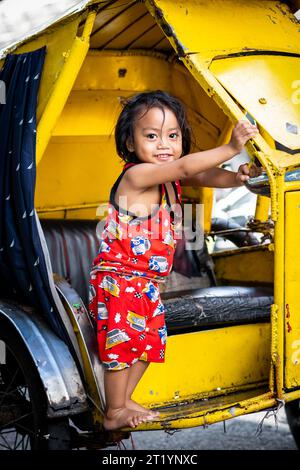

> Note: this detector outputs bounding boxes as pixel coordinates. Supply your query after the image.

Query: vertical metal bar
[272,173,285,396]
[36,11,96,164]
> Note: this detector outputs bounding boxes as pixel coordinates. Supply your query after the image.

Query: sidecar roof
[1,0,299,157]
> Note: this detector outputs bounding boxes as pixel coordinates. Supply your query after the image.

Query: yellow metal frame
[134,324,271,407]
[142,0,300,418]
[284,188,300,390]
[35,49,225,217]
[145,0,300,223]
[36,11,96,164]
[135,392,277,431]
[2,0,300,432]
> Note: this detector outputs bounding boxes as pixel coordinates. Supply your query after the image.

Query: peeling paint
[276,3,288,16]
[149,0,188,57]
[267,14,277,24]
[292,340,300,365]
[276,2,299,24]
[286,304,292,332]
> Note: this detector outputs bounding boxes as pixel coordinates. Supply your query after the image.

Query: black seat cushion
[162,286,273,331]
[41,219,273,332]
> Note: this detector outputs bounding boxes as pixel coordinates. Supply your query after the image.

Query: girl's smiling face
[127,106,183,164]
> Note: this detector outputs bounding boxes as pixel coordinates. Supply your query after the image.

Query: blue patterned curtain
[0,48,74,346]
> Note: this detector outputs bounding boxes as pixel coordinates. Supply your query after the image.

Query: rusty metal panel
[133,323,271,407]
[284,191,300,390]
[145,0,300,59]
[211,55,300,152]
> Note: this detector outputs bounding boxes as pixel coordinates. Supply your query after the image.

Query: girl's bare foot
[126,398,160,418]
[103,407,155,431]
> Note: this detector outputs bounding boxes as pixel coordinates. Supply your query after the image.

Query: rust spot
[286,304,292,331]
[275,2,298,23]
[276,3,287,16]
[267,14,277,24]
[118,68,127,78]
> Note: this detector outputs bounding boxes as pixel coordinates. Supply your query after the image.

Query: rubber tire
[0,319,71,450]
[285,400,300,449]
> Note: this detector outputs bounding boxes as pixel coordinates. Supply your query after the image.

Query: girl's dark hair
[115,90,191,163]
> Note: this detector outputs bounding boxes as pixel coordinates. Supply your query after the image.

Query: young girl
[88,90,260,431]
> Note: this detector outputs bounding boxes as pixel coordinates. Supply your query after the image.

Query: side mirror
[245,168,300,197]
[245,172,270,197]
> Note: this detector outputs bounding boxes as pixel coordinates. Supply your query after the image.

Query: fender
[0,300,88,418]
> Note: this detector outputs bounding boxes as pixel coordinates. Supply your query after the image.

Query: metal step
[138,385,274,430]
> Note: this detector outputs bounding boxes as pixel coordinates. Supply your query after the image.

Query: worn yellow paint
[174,54,284,222]
[0,10,96,165]
[213,245,274,285]
[133,392,277,431]
[35,52,224,215]
[133,323,270,407]
[284,388,300,404]
[146,0,299,153]
[111,388,300,431]
[146,0,299,234]
[211,55,300,152]
[284,180,300,192]
[38,205,99,220]
[10,18,81,123]
[146,0,300,60]
[284,191,300,389]
[273,174,285,396]
[36,11,96,164]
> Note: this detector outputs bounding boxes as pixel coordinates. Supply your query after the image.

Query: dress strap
[123,162,137,171]
[172,181,182,204]
[109,163,136,202]
[162,183,172,207]
[164,181,181,207]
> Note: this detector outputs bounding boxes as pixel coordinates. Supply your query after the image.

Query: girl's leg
[103,368,155,430]
[125,361,159,417]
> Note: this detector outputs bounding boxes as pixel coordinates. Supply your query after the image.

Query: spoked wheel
[0,320,71,449]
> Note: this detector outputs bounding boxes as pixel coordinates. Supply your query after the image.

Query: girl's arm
[126,121,259,189]
[181,163,262,188]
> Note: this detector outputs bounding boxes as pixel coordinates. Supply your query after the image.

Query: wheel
[285,399,300,449]
[0,319,71,449]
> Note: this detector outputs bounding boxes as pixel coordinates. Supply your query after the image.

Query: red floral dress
[88,162,182,370]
